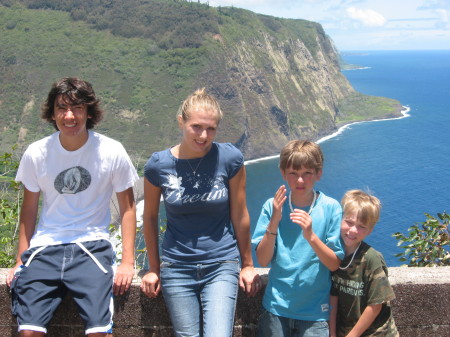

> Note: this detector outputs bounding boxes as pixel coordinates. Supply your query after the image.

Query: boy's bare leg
[20,331,45,337]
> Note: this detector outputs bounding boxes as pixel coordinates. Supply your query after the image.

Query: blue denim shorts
[10,240,115,335]
[257,308,329,337]
[161,259,240,337]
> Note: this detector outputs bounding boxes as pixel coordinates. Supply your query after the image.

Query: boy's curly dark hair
[41,77,104,130]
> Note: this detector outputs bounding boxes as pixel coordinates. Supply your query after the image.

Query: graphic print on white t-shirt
[54,166,91,194]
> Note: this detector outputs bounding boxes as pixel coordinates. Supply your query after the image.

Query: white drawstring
[76,242,108,274]
[25,246,48,267]
[22,243,108,274]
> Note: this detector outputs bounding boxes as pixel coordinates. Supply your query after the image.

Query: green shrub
[393,212,449,267]
[0,149,22,268]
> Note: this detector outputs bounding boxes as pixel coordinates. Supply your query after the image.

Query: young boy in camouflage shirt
[330,190,399,337]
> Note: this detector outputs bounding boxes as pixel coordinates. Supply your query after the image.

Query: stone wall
[1,267,449,336]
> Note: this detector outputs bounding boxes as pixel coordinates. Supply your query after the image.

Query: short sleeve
[221,143,244,179]
[325,201,345,260]
[15,146,40,192]
[144,151,161,187]
[111,143,139,193]
[251,198,274,251]
[365,251,396,305]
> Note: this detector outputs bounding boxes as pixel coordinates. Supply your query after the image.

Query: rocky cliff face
[197,20,355,159]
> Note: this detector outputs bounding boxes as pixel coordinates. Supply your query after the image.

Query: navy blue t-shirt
[144,142,242,263]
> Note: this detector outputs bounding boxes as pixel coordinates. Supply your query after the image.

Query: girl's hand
[140,271,161,298]
[239,266,262,297]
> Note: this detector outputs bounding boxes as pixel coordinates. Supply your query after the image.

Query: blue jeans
[160,260,240,337]
[257,308,329,337]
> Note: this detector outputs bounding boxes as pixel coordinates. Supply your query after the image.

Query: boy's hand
[6,262,22,287]
[113,262,135,296]
[271,185,287,224]
[290,209,313,240]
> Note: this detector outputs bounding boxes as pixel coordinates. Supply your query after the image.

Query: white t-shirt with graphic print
[16,130,139,248]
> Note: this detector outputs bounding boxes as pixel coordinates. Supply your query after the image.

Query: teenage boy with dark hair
[7,77,139,336]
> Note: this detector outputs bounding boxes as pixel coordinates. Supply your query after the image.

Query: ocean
[246,50,450,266]
[136,50,449,268]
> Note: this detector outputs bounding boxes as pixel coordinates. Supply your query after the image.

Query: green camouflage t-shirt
[331,242,399,337]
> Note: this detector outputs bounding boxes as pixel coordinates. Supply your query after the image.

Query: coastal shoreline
[342,66,371,71]
[244,105,410,165]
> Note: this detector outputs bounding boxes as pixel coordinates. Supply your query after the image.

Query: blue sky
[209,0,450,51]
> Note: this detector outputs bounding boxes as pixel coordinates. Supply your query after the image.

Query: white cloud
[346,7,387,27]
[434,9,449,29]
[435,9,448,21]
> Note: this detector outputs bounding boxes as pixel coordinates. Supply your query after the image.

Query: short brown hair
[279,140,323,172]
[41,77,104,130]
[341,190,381,228]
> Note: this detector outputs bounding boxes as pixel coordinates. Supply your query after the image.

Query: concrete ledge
[1,267,449,336]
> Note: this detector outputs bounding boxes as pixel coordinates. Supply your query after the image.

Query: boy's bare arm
[255,185,287,267]
[113,187,136,296]
[290,210,341,271]
[329,295,338,337]
[6,188,40,287]
[346,303,382,337]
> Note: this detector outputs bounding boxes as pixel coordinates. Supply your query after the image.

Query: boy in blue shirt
[252,140,344,337]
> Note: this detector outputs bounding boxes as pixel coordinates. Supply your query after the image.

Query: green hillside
[0,1,211,158]
[0,0,401,161]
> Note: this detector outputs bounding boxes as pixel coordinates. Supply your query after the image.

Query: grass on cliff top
[337,93,401,124]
